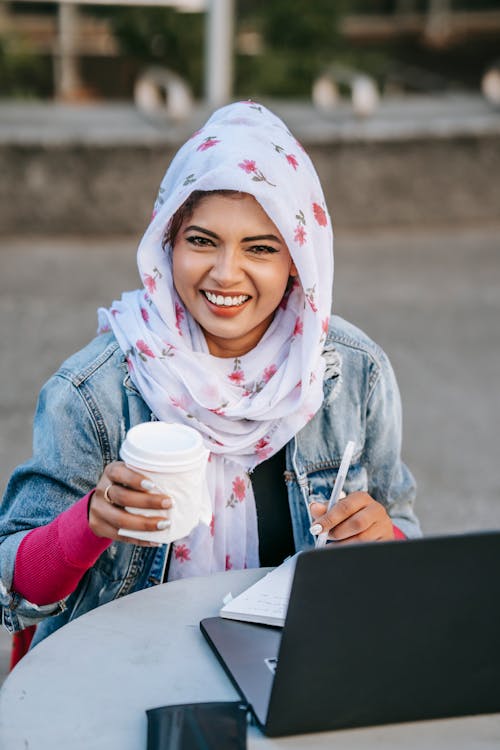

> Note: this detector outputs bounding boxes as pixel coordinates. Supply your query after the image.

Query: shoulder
[38,333,132,434]
[326,315,386,368]
[55,333,128,390]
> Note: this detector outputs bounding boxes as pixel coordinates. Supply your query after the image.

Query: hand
[309,492,395,544]
[89,461,174,547]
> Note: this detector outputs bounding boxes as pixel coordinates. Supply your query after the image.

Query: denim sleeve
[364,350,421,539]
[0,373,105,632]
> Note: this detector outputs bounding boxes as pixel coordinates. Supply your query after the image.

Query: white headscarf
[98,101,333,578]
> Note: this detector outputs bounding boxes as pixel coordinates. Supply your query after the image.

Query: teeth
[204,291,249,307]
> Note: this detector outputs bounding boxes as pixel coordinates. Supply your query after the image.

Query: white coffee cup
[118,421,210,544]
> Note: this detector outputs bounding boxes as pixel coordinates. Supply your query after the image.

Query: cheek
[172,249,194,294]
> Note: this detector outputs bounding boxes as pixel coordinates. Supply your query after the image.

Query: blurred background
[1,0,500,678]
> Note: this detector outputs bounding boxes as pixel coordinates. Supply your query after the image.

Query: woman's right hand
[89,461,173,546]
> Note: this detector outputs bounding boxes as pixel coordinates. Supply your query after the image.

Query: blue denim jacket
[0,316,420,645]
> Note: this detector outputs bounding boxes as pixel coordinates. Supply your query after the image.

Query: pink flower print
[126,356,134,372]
[136,339,155,359]
[140,307,149,323]
[170,394,190,411]
[175,302,185,335]
[228,369,245,385]
[150,209,157,221]
[239,159,276,187]
[238,159,257,174]
[263,364,277,383]
[313,202,328,227]
[144,267,162,294]
[305,286,318,313]
[144,274,156,294]
[286,153,299,170]
[209,405,226,416]
[225,555,232,571]
[210,514,215,537]
[294,224,307,246]
[111,308,120,317]
[189,128,203,140]
[293,317,304,336]
[322,317,329,336]
[255,438,272,461]
[98,324,111,334]
[232,476,246,502]
[197,136,220,151]
[174,544,191,562]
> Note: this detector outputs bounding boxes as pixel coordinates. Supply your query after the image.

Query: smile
[202,291,251,307]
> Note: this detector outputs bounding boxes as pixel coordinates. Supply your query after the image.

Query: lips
[201,290,251,307]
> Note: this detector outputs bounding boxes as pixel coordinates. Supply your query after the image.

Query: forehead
[186,192,277,227]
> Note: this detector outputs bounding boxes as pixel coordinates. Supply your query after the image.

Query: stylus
[315,440,355,548]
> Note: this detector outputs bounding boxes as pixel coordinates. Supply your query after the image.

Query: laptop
[200,531,500,737]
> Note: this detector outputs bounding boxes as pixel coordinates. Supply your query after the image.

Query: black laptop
[200,531,500,737]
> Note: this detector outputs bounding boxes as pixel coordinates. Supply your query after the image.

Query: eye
[186,235,214,248]
[247,245,279,256]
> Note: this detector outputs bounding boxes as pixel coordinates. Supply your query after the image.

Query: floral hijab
[98,101,333,578]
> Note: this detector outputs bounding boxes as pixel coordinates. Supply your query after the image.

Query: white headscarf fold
[98,101,333,578]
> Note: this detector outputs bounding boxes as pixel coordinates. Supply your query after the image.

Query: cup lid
[120,422,205,470]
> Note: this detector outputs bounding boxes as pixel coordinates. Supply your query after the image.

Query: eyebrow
[184,225,283,244]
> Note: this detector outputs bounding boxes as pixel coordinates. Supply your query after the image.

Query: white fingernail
[339,490,346,500]
[161,497,174,508]
[309,524,323,536]
[157,520,171,530]
[141,479,160,493]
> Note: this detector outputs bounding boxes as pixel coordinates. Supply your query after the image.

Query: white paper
[219,553,300,627]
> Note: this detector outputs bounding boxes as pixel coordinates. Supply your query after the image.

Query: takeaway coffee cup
[118,421,210,544]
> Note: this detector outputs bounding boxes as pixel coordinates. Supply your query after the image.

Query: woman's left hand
[309,492,395,544]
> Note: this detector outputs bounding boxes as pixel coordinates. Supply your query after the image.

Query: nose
[209,246,244,288]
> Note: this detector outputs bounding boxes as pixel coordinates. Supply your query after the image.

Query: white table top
[1,568,499,749]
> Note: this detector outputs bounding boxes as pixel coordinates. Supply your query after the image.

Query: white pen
[314,440,355,549]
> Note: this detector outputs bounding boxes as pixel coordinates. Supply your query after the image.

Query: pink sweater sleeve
[13,492,112,606]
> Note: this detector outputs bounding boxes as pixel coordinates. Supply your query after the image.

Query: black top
[250,446,295,567]
[164,447,295,580]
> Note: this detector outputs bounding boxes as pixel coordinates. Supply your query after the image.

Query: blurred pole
[396,0,417,13]
[55,3,83,100]
[205,0,234,108]
[425,0,452,47]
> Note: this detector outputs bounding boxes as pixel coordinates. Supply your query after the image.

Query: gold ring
[103,483,114,504]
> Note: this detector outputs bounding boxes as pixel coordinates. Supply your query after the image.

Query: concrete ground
[1,224,499,680]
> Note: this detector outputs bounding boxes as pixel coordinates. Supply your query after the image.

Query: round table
[1,569,499,749]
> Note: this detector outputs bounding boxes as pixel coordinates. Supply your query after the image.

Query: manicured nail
[141,479,161,493]
[161,497,174,508]
[309,524,323,536]
[157,520,171,530]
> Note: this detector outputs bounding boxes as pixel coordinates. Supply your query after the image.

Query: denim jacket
[0,315,420,645]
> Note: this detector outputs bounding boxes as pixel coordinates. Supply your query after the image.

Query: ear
[289,260,298,278]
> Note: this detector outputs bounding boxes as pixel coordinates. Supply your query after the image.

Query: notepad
[219,553,300,627]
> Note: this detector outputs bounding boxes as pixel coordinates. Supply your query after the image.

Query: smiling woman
[1,102,420,663]
[171,192,297,358]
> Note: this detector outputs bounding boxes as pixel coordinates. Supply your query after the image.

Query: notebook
[219,552,299,627]
[201,531,500,737]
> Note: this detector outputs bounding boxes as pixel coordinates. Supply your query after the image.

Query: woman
[0,102,420,653]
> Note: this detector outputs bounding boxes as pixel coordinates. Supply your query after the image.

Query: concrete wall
[1,134,499,235]
[2,96,500,233]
